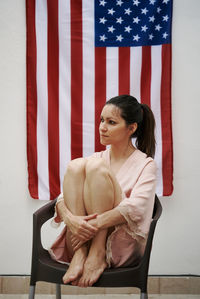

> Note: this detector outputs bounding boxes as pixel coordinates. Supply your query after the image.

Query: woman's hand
[70,217,99,251]
[66,213,98,242]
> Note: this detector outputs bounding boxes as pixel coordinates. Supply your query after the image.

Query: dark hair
[106,95,156,158]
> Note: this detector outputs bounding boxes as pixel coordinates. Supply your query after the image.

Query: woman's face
[99,104,134,146]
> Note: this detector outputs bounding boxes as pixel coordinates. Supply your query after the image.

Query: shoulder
[134,149,157,174]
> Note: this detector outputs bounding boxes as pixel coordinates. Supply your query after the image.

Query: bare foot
[77,251,107,287]
[62,247,87,284]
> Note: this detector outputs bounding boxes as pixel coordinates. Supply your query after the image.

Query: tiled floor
[0,295,200,299]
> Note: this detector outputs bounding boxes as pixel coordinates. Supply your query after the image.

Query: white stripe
[151,45,163,196]
[82,0,95,157]
[36,0,49,200]
[58,0,71,191]
[130,47,142,102]
[106,47,119,100]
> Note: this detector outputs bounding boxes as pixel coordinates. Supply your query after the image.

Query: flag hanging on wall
[26,0,173,200]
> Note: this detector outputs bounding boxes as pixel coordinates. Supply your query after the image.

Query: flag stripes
[26,0,173,200]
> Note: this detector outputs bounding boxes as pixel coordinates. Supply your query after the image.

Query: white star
[108,8,115,15]
[99,17,107,24]
[149,33,154,40]
[163,15,169,21]
[133,0,140,6]
[163,0,170,4]
[100,34,107,42]
[157,7,162,13]
[149,0,156,4]
[141,7,148,15]
[116,17,124,24]
[99,0,107,6]
[108,25,115,33]
[141,25,148,32]
[133,16,140,24]
[125,8,132,15]
[116,0,123,6]
[149,15,155,22]
[116,34,124,42]
[155,24,162,31]
[133,34,140,41]
[162,32,168,39]
[124,25,132,33]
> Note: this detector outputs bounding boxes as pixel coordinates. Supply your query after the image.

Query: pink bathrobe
[49,149,157,268]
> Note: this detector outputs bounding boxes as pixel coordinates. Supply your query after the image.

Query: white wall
[0,0,200,275]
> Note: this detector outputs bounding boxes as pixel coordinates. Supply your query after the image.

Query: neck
[110,141,136,161]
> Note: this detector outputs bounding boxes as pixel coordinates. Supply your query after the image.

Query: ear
[129,123,137,135]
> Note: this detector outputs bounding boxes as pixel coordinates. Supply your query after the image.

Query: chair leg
[140,292,148,299]
[29,285,35,299]
[56,283,61,299]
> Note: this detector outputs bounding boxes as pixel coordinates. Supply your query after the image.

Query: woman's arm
[92,207,127,230]
[56,199,98,241]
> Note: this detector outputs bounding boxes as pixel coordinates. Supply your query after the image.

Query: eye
[109,120,116,125]
[100,116,104,123]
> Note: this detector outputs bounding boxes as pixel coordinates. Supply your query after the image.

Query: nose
[99,122,107,132]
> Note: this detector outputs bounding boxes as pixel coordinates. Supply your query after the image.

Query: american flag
[26,0,173,200]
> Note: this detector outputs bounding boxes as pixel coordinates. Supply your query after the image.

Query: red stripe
[118,47,130,95]
[95,47,106,152]
[140,46,151,106]
[47,0,60,200]
[26,0,38,199]
[161,44,173,196]
[71,0,83,159]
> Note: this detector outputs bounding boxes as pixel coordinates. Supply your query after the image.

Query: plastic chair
[29,195,162,299]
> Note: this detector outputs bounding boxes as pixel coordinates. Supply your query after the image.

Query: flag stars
[149,0,156,4]
[108,8,115,15]
[162,32,168,39]
[149,33,154,40]
[141,25,148,32]
[163,15,169,21]
[155,24,162,31]
[125,8,132,15]
[108,25,115,33]
[141,7,148,15]
[116,0,123,6]
[133,16,140,24]
[124,25,132,33]
[157,7,162,13]
[149,15,155,22]
[116,34,124,42]
[133,0,140,6]
[99,0,107,6]
[99,17,107,24]
[163,0,170,4]
[133,34,140,41]
[100,34,107,42]
[116,17,124,24]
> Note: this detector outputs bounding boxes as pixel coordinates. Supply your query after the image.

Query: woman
[49,95,157,288]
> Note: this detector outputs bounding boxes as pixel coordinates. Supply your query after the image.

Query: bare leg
[77,158,122,287]
[62,158,88,284]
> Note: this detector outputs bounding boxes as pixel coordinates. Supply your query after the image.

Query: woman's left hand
[70,235,87,251]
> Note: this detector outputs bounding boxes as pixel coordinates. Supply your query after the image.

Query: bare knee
[64,158,86,180]
[85,158,109,179]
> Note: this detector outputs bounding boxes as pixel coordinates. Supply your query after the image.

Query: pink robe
[49,149,157,267]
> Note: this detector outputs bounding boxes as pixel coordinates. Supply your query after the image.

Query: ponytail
[135,104,156,158]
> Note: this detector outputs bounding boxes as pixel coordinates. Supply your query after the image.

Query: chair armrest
[33,199,57,229]
[32,199,57,256]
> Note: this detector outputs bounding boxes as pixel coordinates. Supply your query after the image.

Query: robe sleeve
[51,193,64,228]
[115,160,157,239]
